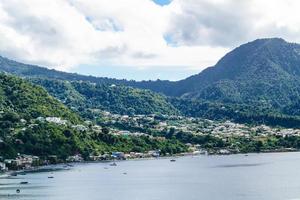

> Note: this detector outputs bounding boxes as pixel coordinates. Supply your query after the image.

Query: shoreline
[0,153,190,177]
[2,149,300,177]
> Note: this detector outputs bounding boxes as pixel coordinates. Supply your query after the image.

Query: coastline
[2,149,299,178]
[0,153,190,177]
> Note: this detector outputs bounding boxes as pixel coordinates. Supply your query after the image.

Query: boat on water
[48,176,54,179]
[20,181,28,184]
[9,172,18,177]
[109,162,117,166]
[170,159,176,162]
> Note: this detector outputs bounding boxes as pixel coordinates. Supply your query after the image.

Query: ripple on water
[213,162,267,168]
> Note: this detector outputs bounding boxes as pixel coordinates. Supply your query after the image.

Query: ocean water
[1,152,300,200]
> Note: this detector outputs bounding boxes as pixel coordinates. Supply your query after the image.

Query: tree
[102,127,110,134]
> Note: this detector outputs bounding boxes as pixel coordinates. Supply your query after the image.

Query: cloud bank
[0,0,300,79]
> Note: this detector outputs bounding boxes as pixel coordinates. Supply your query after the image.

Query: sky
[1,0,300,80]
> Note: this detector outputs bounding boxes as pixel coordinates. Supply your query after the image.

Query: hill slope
[0,73,82,158]
[175,38,300,102]
[0,74,186,159]
[111,38,300,117]
[2,38,300,105]
[2,38,300,121]
[30,78,179,117]
[0,73,80,122]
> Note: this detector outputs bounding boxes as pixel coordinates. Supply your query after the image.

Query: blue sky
[73,64,199,81]
[153,0,172,6]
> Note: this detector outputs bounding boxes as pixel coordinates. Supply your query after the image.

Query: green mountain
[171,38,300,105]
[0,73,82,158]
[0,55,125,84]
[2,38,300,108]
[0,55,175,95]
[2,38,300,126]
[116,38,300,107]
[161,38,300,126]
[0,57,179,116]
[30,78,179,117]
[168,39,300,118]
[0,73,80,123]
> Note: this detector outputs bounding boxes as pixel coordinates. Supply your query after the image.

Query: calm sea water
[1,152,300,200]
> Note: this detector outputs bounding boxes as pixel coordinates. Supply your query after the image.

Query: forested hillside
[30,78,179,118]
[0,73,80,123]
[0,74,186,159]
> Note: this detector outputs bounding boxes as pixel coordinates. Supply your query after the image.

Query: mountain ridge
[1,38,300,124]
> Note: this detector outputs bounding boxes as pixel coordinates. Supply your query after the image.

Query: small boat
[48,176,54,179]
[20,181,28,184]
[16,189,20,193]
[109,162,117,166]
[10,172,17,176]
[123,172,127,175]
[170,159,176,162]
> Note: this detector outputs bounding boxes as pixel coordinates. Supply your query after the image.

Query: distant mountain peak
[250,37,286,43]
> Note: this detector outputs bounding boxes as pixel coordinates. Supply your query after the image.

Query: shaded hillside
[169,98,300,128]
[134,38,300,117]
[176,38,300,105]
[0,73,82,158]
[30,78,180,117]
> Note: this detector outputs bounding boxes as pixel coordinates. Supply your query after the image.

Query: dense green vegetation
[0,74,187,160]
[30,78,179,117]
[162,38,300,127]
[0,73,80,123]
[172,131,300,153]
[131,39,300,125]
[169,98,300,128]
[0,120,187,159]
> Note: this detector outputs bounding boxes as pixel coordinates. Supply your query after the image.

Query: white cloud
[0,0,300,79]
[166,0,300,47]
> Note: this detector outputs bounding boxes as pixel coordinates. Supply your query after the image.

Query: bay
[1,152,300,200]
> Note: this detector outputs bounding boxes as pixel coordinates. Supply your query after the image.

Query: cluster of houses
[0,154,40,171]
[34,115,149,137]
[196,121,300,138]
[0,150,164,171]
[88,150,161,161]
[99,111,300,139]
[37,117,68,125]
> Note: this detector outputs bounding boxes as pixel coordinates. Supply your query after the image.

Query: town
[2,111,300,172]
